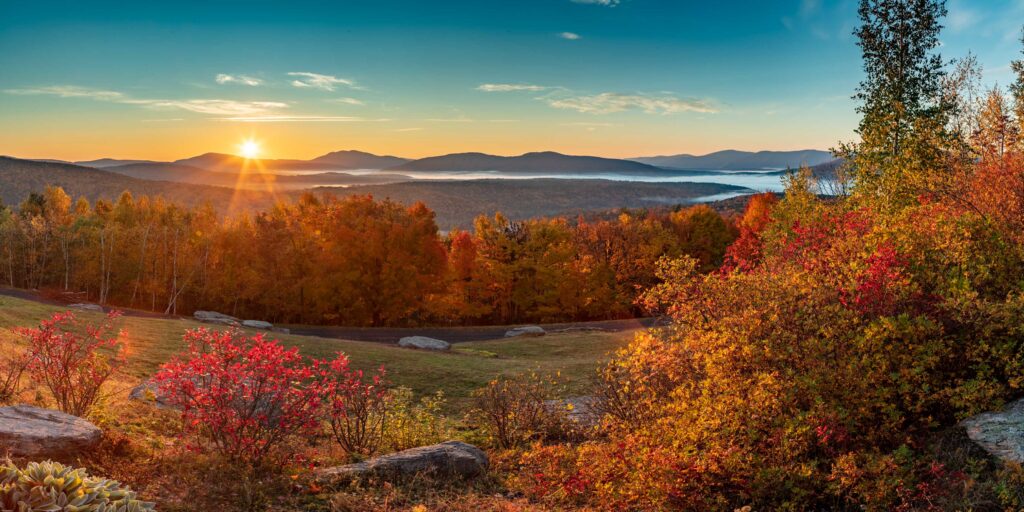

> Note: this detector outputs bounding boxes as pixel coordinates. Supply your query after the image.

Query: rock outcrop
[193,310,240,326]
[961,397,1024,464]
[317,441,488,482]
[68,303,103,312]
[0,405,101,459]
[242,320,273,330]
[398,336,451,351]
[504,325,546,337]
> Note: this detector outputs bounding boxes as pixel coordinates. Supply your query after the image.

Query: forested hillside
[0,187,741,325]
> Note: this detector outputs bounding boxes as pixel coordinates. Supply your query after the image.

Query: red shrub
[154,328,334,465]
[322,357,388,458]
[16,311,125,417]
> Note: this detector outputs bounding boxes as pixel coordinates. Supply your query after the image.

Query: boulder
[193,310,240,327]
[504,325,546,338]
[128,379,177,410]
[242,319,273,330]
[317,441,488,482]
[0,405,101,459]
[398,336,451,351]
[68,303,103,312]
[961,397,1024,464]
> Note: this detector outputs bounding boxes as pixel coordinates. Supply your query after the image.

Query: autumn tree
[842,0,950,207]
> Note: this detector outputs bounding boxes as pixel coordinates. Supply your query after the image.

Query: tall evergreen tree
[845,0,950,206]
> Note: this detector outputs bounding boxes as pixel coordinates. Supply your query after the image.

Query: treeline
[0,189,739,326]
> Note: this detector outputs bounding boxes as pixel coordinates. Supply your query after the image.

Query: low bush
[0,351,27,405]
[381,387,454,453]
[154,328,333,466]
[16,311,125,417]
[323,357,388,459]
[469,373,564,450]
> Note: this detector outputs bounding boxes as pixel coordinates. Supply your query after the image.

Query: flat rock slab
[242,319,273,330]
[398,336,451,351]
[317,441,487,482]
[68,303,104,312]
[193,310,240,326]
[504,326,546,338]
[961,397,1024,464]
[0,405,101,459]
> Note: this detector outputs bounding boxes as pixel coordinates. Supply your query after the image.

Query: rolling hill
[309,149,409,169]
[631,149,834,170]
[0,157,276,211]
[75,158,161,168]
[172,152,339,172]
[389,151,665,174]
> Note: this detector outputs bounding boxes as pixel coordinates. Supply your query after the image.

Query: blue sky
[1,0,1022,160]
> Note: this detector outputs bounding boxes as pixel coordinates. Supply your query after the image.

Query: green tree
[844,0,950,207]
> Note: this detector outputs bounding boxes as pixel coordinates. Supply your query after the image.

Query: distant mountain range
[389,151,663,174]
[630,150,834,170]
[40,148,837,174]
[0,156,751,229]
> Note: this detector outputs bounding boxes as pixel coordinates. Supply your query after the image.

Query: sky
[1,0,1022,161]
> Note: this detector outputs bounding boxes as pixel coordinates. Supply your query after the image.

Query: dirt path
[0,287,654,343]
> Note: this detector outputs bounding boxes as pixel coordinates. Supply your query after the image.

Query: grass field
[0,295,635,410]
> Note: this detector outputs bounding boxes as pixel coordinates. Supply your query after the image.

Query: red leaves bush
[16,311,125,417]
[154,328,388,466]
[323,357,388,458]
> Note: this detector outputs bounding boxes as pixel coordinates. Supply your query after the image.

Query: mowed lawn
[0,295,636,409]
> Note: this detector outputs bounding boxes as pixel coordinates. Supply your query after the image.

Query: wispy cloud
[477,83,550,92]
[5,85,289,116]
[221,115,387,123]
[559,32,582,40]
[425,117,475,122]
[327,97,365,106]
[562,121,616,132]
[128,99,288,115]
[215,74,263,86]
[395,127,423,132]
[561,122,616,127]
[570,0,619,6]
[5,85,124,100]
[288,72,357,91]
[423,117,520,123]
[547,92,716,114]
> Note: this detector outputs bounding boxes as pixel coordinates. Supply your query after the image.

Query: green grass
[0,295,634,409]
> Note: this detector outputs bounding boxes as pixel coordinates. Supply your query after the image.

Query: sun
[239,139,261,159]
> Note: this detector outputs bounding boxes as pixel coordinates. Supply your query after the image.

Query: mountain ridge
[630,149,834,170]
[389,151,664,174]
